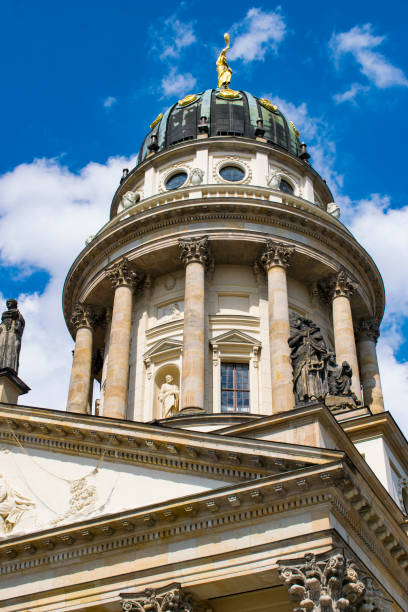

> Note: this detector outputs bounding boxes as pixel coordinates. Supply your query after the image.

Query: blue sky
[0,1,407,432]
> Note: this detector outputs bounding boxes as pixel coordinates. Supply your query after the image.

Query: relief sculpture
[0,473,35,536]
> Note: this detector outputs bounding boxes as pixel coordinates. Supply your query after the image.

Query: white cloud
[103,96,117,108]
[330,24,408,89]
[0,154,137,410]
[155,17,196,60]
[229,8,286,62]
[161,68,197,98]
[333,82,369,104]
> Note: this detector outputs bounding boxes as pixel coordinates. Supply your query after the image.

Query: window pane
[221,362,250,412]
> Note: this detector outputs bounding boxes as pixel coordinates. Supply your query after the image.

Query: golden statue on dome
[216,33,233,89]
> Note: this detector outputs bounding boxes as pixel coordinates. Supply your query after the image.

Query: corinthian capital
[278,551,369,612]
[179,236,211,267]
[260,240,294,270]
[329,269,358,300]
[107,257,142,289]
[120,582,212,611]
[70,303,98,332]
[355,318,380,342]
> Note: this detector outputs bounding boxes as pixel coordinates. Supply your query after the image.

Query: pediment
[210,329,261,347]
[144,337,182,361]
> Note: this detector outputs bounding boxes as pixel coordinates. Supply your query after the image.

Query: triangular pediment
[210,329,261,347]
[144,337,182,361]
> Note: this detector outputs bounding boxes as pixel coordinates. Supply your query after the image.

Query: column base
[0,368,30,404]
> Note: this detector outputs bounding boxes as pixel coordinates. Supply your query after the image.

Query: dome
[136,89,304,165]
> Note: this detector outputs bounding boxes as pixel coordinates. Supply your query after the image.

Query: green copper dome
[136,89,304,165]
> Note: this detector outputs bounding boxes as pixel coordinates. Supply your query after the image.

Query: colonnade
[66,238,384,417]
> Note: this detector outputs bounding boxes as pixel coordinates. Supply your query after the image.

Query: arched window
[280,178,294,194]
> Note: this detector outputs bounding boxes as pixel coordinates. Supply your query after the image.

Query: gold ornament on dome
[290,121,300,139]
[218,88,240,99]
[259,98,278,112]
[149,113,163,130]
[178,94,198,107]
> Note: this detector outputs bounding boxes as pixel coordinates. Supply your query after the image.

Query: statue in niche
[0,473,35,536]
[289,315,357,404]
[0,299,25,374]
[158,375,180,417]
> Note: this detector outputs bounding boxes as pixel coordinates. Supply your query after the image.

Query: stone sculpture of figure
[158,374,179,417]
[0,299,25,374]
[267,170,281,190]
[216,33,233,89]
[190,168,204,186]
[289,317,329,402]
[0,474,35,536]
[118,190,139,213]
[327,355,357,401]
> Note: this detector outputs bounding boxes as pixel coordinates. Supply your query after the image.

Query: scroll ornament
[120,582,212,612]
[278,552,390,612]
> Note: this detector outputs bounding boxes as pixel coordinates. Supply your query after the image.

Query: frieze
[63,202,383,327]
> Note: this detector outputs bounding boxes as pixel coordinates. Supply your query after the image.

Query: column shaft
[103,284,133,419]
[179,236,210,411]
[332,295,361,402]
[182,260,205,410]
[356,319,384,413]
[267,265,295,412]
[261,241,295,414]
[67,325,93,414]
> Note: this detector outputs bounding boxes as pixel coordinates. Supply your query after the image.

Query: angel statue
[216,33,233,89]
[158,374,180,418]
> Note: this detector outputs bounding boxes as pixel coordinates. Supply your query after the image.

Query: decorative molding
[70,303,99,332]
[328,269,358,300]
[106,257,143,290]
[213,156,252,185]
[260,240,295,270]
[159,163,192,194]
[178,236,211,267]
[278,550,391,612]
[63,199,384,328]
[355,318,380,343]
[120,582,212,611]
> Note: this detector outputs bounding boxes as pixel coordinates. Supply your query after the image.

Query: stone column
[260,241,295,413]
[356,318,384,413]
[179,236,211,411]
[67,303,97,413]
[330,270,362,402]
[103,258,141,420]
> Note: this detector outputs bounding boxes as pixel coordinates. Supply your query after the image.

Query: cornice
[62,198,384,336]
[0,404,340,481]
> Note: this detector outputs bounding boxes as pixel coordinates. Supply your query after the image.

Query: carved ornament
[70,303,98,332]
[278,551,390,612]
[179,236,211,267]
[260,240,295,270]
[120,582,212,611]
[355,318,380,343]
[106,257,142,290]
[329,270,358,300]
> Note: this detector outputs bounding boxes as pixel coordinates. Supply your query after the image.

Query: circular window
[219,165,245,182]
[280,179,294,194]
[165,171,188,190]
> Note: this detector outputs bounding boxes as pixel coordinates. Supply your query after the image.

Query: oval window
[280,179,294,194]
[219,165,245,182]
[165,171,188,190]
